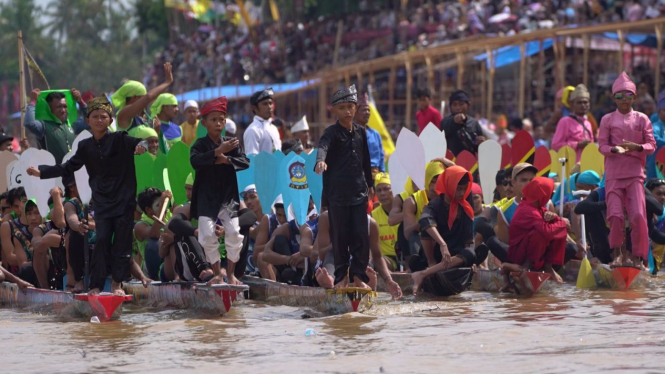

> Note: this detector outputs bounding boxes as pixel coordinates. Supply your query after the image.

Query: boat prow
[470,269,551,297]
[0,282,131,321]
[123,281,249,316]
[561,260,650,290]
[242,276,377,315]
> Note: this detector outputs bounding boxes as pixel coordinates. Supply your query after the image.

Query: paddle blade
[656,147,665,179]
[446,149,456,162]
[511,130,535,167]
[456,150,478,174]
[576,257,597,289]
[534,146,551,177]
[501,143,511,169]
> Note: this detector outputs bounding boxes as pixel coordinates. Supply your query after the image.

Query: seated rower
[0,187,35,282]
[260,215,319,284]
[133,187,172,281]
[402,161,445,267]
[32,188,67,289]
[0,192,11,222]
[371,172,400,271]
[314,210,403,298]
[502,177,568,287]
[167,213,214,282]
[647,178,665,273]
[253,197,287,278]
[411,166,477,294]
[131,126,160,156]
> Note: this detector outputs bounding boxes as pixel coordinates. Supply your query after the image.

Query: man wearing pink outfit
[552,84,595,162]
[598,72,656,265]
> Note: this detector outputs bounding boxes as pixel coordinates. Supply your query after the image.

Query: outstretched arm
[117,63,173,130]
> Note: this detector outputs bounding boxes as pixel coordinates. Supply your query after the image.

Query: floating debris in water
[329,351,336,359]
[305,328,317,337]
[90,316,100,324]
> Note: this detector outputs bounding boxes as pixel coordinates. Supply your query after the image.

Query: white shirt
[243,115,282,155]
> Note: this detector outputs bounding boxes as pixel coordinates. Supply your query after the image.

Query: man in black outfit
[315,85,374,289]
[440,90,486,156]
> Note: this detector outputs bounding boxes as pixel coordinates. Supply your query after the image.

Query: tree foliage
[0,0,168,93]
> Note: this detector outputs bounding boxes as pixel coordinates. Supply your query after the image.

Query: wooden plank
[487,46,495,122]
[583,34,590,87]
[656,25,663,97]
[405,57,413,131]
[618,29,625,73]
[518,42,526,118]
[389,66,396,128]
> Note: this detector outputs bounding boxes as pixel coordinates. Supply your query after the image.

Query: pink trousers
[605,178,648,259]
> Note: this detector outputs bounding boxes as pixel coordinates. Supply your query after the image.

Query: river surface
[2,278,665,373]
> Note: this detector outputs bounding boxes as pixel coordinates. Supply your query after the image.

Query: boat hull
[561,260,650,290]
[123,281,248,316]
[0,282,130,321]
[242,276,376,315]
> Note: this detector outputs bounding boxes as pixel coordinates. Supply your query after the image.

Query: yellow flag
[368,102,395,157]
[269,0,280,21]
[576,257,597,289]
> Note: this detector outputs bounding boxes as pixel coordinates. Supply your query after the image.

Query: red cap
[200,96,228,117]
[471,182,482,196]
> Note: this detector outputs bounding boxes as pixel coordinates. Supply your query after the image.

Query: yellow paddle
[575,192,597,289]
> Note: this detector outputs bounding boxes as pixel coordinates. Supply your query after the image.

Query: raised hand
[164,62,173,85]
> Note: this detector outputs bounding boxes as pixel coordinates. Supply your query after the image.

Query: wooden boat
[241,275,376,315]
[380,269,551,297]
[122,281,248,316]
[561,260,650,290]
[0,282,131,321]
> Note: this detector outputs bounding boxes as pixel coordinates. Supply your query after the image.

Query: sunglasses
[614,93,635,101]
[501,180,513,187]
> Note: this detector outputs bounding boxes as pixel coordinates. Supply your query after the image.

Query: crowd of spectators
[144,0,665,94]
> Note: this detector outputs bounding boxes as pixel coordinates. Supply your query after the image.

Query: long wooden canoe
[561,260,650,290]
[242,275,377,315]
[122,281,248,316]
[379,269,551,297]
[0,282,131,321]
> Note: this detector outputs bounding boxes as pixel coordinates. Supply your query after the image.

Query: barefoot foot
[334,275,349,289]
[352,277,371,290]
[315,268,334,289]
[365,267,377,291]
[206,274,227,286]
[227,274,243,286]
[199,269,214,282]
[111,281,126,296]
[544,265,563,284]
[410,271,427,295]
[88,288,101,296]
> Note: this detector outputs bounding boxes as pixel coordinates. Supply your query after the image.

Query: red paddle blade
[75,294,132,322]
[655,147,665,176]
[446,149,456,162]
[612,266,641,290]
[456,150,478,174]
[511,130,536,167]
[534,146,551,177]
[501,143,512,169]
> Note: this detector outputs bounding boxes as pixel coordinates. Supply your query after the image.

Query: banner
[269,0,280,21]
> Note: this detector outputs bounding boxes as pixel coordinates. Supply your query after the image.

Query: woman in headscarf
[411,166,476,294]
[502,177,568,289]
[112,62,174,132]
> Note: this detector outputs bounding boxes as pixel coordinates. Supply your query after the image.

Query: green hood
[35,89,77,126]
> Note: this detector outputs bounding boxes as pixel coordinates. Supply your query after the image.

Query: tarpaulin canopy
[175,79,320,103]
[474,38,554,69]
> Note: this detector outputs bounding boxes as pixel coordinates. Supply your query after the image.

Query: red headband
[200,96,228,117]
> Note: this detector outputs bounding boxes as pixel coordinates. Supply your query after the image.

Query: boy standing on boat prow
[598,72,656,267]
[315,85,374,290]
[27,96,148,296]
[190,97,250,286]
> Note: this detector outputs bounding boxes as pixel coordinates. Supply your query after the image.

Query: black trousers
[68,231,91,282]
[584,211,613,264]
[169,214,211,281]
[234,208,257,279]
[329,202,370,284]
[91,213,134,290]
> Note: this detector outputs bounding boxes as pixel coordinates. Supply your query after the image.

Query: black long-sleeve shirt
[190,135,250,219]
[315,121,373,207]
[440,115,484,155]
[419,194,474,250]
[38,131,141,219]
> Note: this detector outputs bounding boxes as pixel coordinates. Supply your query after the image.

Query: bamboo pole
[344,71,350,89]
[583,34,590,87]
[559,38,566,88]
[388,66,396,128]
[618,29,625,73]
[18,31,26,139]
[356,69,363,92]
[480,61,486,118]
[405,57,413,130]
[487,46,495,122]
[518,42,526,118]
[538,39,544,106]
[656,25,663,98]
[319,80,327,126]
[425,54,434,98]
[456,50,464,88]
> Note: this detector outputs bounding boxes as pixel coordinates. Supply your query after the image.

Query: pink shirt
[551,115,594,162]
[416,105,443,134]
[598,109,656,181]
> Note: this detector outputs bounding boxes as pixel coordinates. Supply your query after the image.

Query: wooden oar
[152,168,171,226]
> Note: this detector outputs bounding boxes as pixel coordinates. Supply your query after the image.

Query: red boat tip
[346,291,362,312]
[612,266,641,290]
[75,294,132,322]
[524,272,550,293]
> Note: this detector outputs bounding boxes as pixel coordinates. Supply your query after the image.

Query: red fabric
[416,105,442,134]
[435,166,474,229]
[200,96,228,117]
[508,178,567,269]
